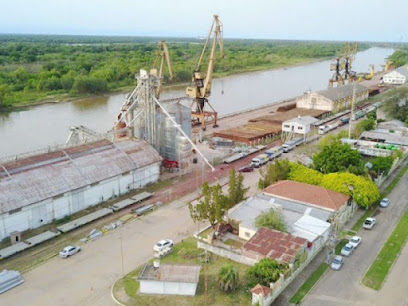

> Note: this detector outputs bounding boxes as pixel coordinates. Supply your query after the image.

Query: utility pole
[348,84,356,139]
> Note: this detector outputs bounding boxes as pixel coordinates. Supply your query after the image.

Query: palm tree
[218,264,239,292]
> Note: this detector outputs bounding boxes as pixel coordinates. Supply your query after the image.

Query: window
[245,232,250,238]
[9,208,22,215]
[298,126,303,130]
[284,125,290,128]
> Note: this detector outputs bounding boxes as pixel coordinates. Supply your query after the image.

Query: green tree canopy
[188,182,229,229]
[319,130,348,149]
[313,143,365,175]
[255,209,288,233]
[228,168,249,207]
[320,172,380,209]
[246,258,289,287]
[288,162,324,186]
[258,159,290,189]
[371,156,394,176]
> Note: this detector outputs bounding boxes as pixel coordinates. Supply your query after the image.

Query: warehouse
[383,66,408,85]
[0,139,162,240]
[296,84,369,112]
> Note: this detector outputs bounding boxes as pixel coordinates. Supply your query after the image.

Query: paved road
[1,196,199,306]
[303,173,408,306]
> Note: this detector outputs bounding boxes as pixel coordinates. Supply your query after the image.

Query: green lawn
[289,263,328,304]
[223,239,244,248]
[335,239,349,255]
[362,209,408,290]
[113,237,251,306]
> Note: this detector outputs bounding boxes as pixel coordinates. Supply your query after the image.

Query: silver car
[331,255,344,270]
[349,236,361,248]
[59,245,81,258]
[380,198,390,208]
[341,243,354,256]
[153,239,174,252]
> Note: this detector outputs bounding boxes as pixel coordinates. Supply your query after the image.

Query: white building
[138,263,201,296]
[282,116,319,135]
[296,84,369,112]
[383,66,408,85]
[0,139,162,240]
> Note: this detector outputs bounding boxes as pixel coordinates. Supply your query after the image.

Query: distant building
[138,263,201,296]
[383,66,408,85]
[0,139,162,240]
[296,84,369,112]
[281,116,319,135]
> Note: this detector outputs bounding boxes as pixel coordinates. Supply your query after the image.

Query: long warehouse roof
[0,139,162,214]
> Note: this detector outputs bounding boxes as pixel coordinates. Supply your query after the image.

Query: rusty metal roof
[0,139,162,214]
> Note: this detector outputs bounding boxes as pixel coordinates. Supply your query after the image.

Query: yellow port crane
[342,42,358,83]
[151,41,173,98]
[186,15,224,130]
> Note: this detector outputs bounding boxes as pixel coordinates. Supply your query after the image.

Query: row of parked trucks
[250,138,305,167]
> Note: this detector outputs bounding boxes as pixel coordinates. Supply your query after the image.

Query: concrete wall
[297,92,333,111]
[197,240,257,266]
[383,71,406,85]
[0,162,160,240]
[239,225,256,241]
[139,280,197,296]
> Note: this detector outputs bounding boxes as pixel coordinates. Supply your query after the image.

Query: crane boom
[186,15,224,130]
[151,41,173,98]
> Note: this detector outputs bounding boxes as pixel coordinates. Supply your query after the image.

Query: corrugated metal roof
[283,116,319,125]
[0,139,162,214]
[317,84,368,101]
[395,66,408,78]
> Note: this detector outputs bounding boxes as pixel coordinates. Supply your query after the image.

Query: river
[0,47,394,158]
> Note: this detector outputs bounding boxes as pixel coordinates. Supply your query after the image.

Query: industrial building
[0,139,161,240]
[383,66,408,85]
[296,84,369,112]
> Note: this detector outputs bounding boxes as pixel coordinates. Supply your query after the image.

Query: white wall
[239,225,256,241]
[139,280,198,296]
[282,121,310,134]
[0,162,160,240]
[383,71,406,85]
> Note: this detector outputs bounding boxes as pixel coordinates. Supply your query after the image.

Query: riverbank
[1,57,329,112]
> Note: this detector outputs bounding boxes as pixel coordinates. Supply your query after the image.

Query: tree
[255,209,288,232]
[188,182,229,229]
[313,143,365,175]
[319,130,348,149]
[258,159,290,189]
[218,264,239,292]
[228,168,249,207]
[246,258,289,287]
[288,162,323,186]
[320,172,380,209]
[371,156,394,176]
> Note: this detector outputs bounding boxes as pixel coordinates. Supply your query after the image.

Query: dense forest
[0,35,370,108]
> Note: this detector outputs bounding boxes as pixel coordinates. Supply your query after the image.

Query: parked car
[153,239,174,252]
[238,165,254,173]
[348,236,362,248]
[59,245,81,258]
[331,255,344,270]
[363,217,376,230]
[341,243,355,256]
[379,198,390,208]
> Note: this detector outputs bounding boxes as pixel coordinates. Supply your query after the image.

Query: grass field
[113,237,251,306]
[362,209,408,290]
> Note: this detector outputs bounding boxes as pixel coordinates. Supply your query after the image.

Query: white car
[379,198,390,208]
[341,243,354,257]
[153,239,173,252]
[59,245,81,258]
[331,255,344,271]
[349,236,361,248]
[363,217,376,230]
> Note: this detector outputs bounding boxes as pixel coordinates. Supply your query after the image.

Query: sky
[1,0,407,42]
